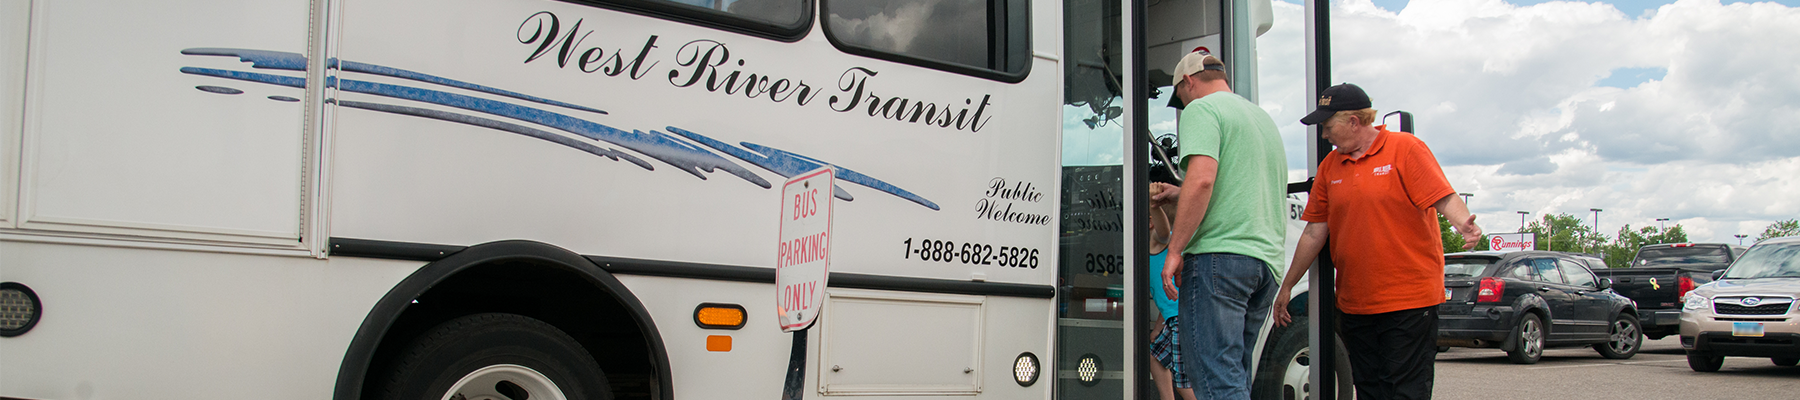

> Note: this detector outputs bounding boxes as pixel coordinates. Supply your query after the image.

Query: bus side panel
[0,242,418,400]
[615,275,1053,400]
[14,0,310,245]
[2,0,26,228]
[324,0,1060,286]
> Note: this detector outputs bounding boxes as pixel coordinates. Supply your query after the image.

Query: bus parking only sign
[776,167,834,332]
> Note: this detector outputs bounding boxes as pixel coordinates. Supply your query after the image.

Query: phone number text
[902,238,1040,268]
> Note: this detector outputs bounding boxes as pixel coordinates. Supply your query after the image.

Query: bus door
[1055,0,1353,398]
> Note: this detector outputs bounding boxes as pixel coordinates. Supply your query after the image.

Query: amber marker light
[694,303,747,330]
[706,335,733,352]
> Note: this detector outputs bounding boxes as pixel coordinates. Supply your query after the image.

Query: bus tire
[373,313,613,400]
[1253,317,1353,400]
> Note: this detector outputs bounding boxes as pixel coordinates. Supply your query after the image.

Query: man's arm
[1433,194,1483,249]
[1272,221,1328,327]
[1162,156,1218,301]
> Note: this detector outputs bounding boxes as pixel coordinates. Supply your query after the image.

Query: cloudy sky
[1234,0,1796,244]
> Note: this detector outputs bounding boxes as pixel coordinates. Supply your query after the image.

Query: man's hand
[1457,214,1483,250]
[1162,253,1183,301]
[1149,182,1180,207]
[1271,288,1294,327]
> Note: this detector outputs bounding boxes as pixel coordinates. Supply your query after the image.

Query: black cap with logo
[1299,83,1371,125]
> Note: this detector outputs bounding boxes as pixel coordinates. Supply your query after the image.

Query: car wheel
[1686,351,1724,372]
[1595,313,1641,359]
[372,313,613,400]
[1506,313,1544,364]
[1773,357,1799,367]
[1252,317,1353,400]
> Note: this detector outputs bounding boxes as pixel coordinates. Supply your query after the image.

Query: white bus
[0,0,1350,399]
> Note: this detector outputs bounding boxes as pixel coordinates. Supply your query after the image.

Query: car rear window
[1721,242,1800,279]
[1444,258,1495,277]
[1635,246,1731,266]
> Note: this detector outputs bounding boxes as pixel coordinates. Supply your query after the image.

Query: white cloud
[1257,0,1800,243]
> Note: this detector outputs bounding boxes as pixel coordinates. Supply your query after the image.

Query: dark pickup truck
[1592,243,1749,339]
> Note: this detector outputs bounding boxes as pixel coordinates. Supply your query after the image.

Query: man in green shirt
[1153,50,1288,400]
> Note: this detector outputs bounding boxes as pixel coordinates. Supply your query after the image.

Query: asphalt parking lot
[1434,336,1800,399]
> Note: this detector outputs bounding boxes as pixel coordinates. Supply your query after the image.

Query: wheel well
[339,240,667,400]
[1527,307,1550,332]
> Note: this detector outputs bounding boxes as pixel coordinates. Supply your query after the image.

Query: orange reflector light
[694,303,747,330]
[706,335,733,352]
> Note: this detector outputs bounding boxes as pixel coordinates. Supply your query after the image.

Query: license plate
[1445,288,1453,300]
[1733,322,1765,337]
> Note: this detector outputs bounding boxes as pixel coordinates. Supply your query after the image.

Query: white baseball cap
[1170,50,1225,87]
[1168,50,1225,108]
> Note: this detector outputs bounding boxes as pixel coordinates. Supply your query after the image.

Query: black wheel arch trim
[330,239,674,400]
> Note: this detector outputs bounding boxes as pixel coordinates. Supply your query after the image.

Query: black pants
[1341,305,1437,400]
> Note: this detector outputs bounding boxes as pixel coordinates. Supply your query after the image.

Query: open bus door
[1057,0,1378,397]
[1074,0,1369,398]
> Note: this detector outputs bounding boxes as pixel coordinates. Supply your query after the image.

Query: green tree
[1521,213,1607,254]
[1757,219,1800,242]
[1440,213,1490,254]
[1602,224,1687,268]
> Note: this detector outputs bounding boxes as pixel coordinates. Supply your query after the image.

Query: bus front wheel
[1254,317,1354,400]
[373,313,613,400]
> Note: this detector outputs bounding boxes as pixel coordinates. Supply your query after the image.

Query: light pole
[1518,211,1529,233]
[1656,218,1670,231]
[1589,208,1603,254]
[1736,234,1748,245]
[1459,193,1474,208]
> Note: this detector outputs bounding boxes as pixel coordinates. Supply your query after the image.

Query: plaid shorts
[1150,316,1191,388]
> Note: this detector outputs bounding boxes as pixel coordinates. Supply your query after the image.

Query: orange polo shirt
[1300,127,1456,315]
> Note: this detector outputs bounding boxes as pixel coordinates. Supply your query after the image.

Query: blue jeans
[1178,253,1277,400]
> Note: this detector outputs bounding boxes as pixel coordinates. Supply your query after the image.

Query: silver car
[1679,235,1800,372]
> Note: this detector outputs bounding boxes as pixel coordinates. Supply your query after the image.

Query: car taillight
[1678,276,1696,299]
[1477,277,1504,303]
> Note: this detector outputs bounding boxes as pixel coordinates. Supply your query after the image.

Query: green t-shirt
[1176,91,1289,278]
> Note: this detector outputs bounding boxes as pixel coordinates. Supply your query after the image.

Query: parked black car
[1438,251,1643,364]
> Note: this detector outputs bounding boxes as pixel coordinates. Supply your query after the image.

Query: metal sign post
[777,167,835,400]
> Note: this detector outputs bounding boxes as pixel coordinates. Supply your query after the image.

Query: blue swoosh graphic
[182,48,607,115]
[339,99,652,169]
[180,48,939,210]
[666,127,940,210]
[181,66,768,186]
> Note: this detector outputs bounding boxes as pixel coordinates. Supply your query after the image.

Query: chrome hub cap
[1522,319,1542,358]
[442,364,567,400]
[1282,348,1311,400]
[1609,319,1640,354]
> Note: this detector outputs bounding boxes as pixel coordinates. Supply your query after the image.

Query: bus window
[823,0,1030,81]
[574,0,811,41]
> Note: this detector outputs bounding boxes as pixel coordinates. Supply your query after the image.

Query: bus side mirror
[1382,111,1415,133]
